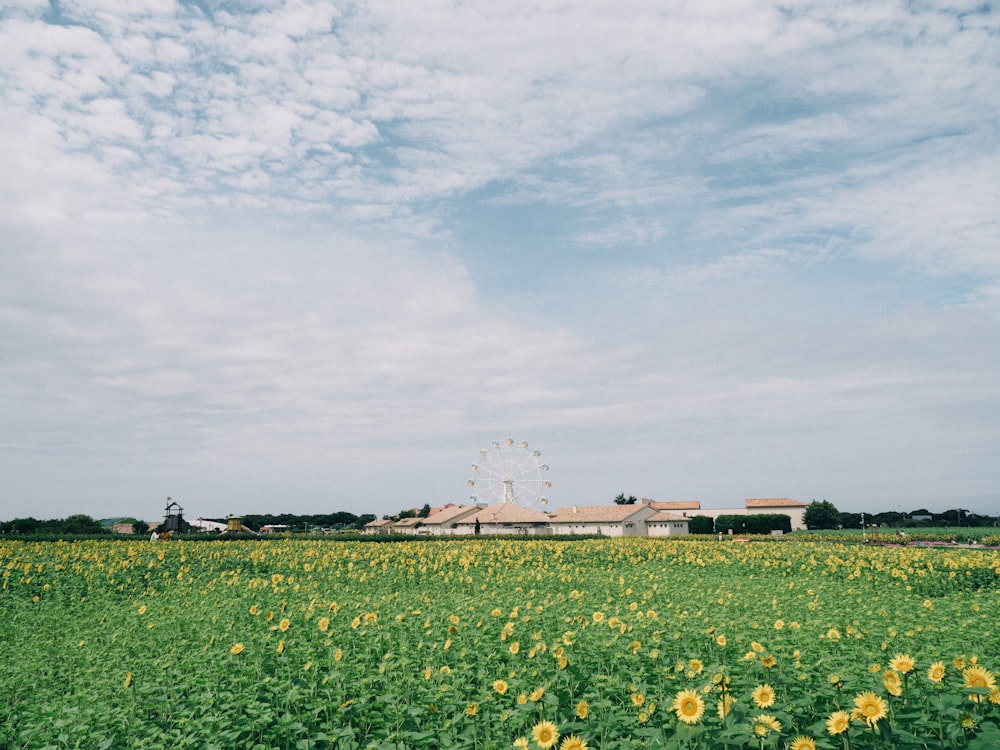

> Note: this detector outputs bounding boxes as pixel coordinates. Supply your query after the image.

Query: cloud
[1,0,999,518]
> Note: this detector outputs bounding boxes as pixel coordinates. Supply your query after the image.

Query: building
[645,511,691,536]
[416,504,484,535]
[451,503,552,535]
[363,519,394,535]
[547,503,658,537]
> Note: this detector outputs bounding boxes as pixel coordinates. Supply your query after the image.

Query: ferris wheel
[468,438,551,508]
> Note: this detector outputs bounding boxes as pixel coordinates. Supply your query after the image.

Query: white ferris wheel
[468,437,551,509]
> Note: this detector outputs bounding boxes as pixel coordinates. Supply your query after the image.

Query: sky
[2,0,999,523]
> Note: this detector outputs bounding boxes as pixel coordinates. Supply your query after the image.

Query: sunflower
[963,665,996,689]
[963,665,997,703]
[630,692,645,707]
[530,687,545,702]
[717,693,735,720]
[688,658,704,674]
[531,720,559,749]
[493,679,509,695]
[230,642,245,655]
[123,672,133,689]
[715,634,727,647]
[672,689,705,725]
[465,702,478,717]
[852,692,887,727]
[760,655,777,669]
[989,687,1000,705]
[751,684,776,708]
[826,711,850,736]
[883,670,902,697]
[278,618,290,632]
[513,738,529,750]
[575,700,590,720]
[889,654,915,675]
[927,661,946,683]
[789,737,816,750]
[317,617,330,631]
[751,714,781,737]
[558,736,587,750]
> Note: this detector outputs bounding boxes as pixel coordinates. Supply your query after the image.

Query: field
[2,538,999,749]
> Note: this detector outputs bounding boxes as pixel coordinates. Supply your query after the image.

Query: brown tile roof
[647,511,689,522]
[548,504,651,523]
[420,504,482,525]
[644,500,701,510]
[392,517,423,527]
[364,519,393,528]
[745,498,806,508]
[463,503,551,524]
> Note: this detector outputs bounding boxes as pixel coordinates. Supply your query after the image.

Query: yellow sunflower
[883,670,902,697]
[230,642,245,655]
[717,693,735,720]
[852,692,887,726]
[789,737,816,750]
[531,720,559,749]
[317,617,330,631]
[927,661,946,683]
[575,700,590,720]
[751,714,781,737]
[826,710,850,736]
[963,665,996,689]
[493,679,509,695]
[278,617,290,632]
[672,689,705,725]
[889,654,915,675]
[963,665,997,703]
[558,736,587,750]
[751,684,776,708]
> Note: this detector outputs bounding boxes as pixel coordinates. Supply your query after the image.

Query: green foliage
[613,493,638,505]
[2,537,998,749]
[714,513,791,535]
[687,515,715,534]
[803,499,841,530]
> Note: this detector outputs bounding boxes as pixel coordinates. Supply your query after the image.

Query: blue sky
[2,0,999,522]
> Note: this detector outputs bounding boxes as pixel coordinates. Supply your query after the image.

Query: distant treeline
[839,509,998,528]
[225,512,377,533]
[0,514,114,536]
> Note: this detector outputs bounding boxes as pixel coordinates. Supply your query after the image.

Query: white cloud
[1,0,999,518]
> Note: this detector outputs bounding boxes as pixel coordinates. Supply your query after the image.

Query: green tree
[132,520,150,536]
[687,516,714,534]
[803,499,841,530]
[418,503,432,518]
[614,493,638,505]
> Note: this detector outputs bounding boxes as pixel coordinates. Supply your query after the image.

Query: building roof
[419,504,483,525]
[745,498,806,508]
[364,519,393,528]
[548,504,651,523]
[392,516,423,527]
[647,511,690,522]
[461,503,551,524]
[643,500,701,510]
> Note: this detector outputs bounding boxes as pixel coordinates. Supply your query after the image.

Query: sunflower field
[2,537,999,749]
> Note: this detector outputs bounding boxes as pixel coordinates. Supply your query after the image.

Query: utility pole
[861,512,867,543]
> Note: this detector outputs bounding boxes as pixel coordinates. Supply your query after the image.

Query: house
[690,498,808,532]
[417,504,484,536]
[645,511,690,536]
[547,503,657,537]
[189,517,228,533]
[390,517,424,535]
[745,498,807,531]
[643,500,701,513]
[363,519,394,535]
[451,503,552,535]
